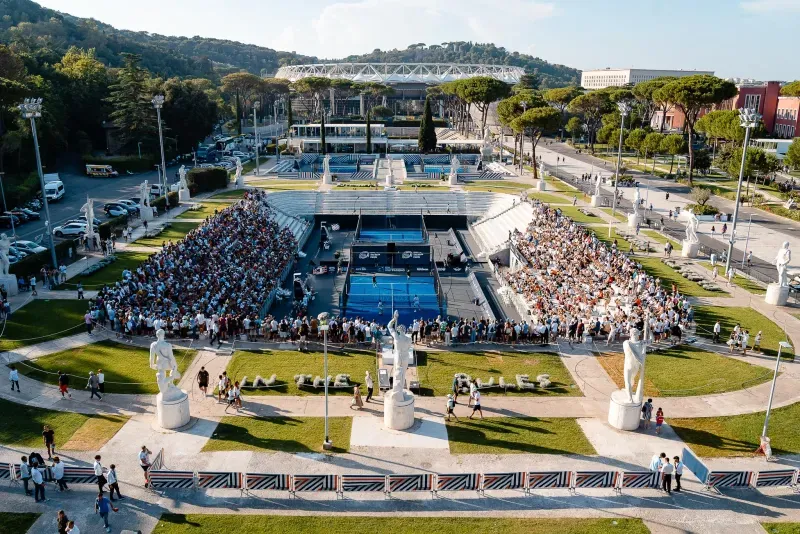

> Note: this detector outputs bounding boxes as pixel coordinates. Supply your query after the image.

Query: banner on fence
[706,471,752,489]
[62,467,96,484]
[292,474,337,493]
[573,471,619,489]
[620,471,659,489]
[196,472,243,490]
[148,470,195,489]
[150,449,165,471]
[387,474,434,493]
[753,469,797,488]
[0,463,12,480]
[527,471,571,490]
[245,473,290,491]
[681,447,710,484]
[481,472,526,491]
[435,473,480,492]
[340,474,386,493]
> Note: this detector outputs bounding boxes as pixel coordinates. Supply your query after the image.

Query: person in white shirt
[51,456,68,491]
[107,464,122,500]
[468,389,483,419]
[31,464,46,502]
[365,371,374,403]
[139,446,152,487]
[713,320,721,343]
[9,365,20,392]
[93,455,107,492]
[66,521,80,534]
[660,458,674,494]
[673,456,684,492]
[19,456,32,496]
[96,369,105,394]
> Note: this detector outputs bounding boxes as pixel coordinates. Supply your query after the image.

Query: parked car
[5,210,29,222]
[69,216,99,228]
[13,240,47,254]
[104,204,129,217]
[115,199,140,214]
[18,208,40,220]
[52,222,89,237]
[9,247,29,258]
[0,216,16,229]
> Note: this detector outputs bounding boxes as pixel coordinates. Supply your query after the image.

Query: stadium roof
[275,63,524,85]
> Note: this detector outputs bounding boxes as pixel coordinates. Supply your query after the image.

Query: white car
[232,151,248,159]
[53,222,89,238]
[13,240,47,254]
[115,199,140,213]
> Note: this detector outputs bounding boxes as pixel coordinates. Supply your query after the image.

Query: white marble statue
[323,155,331,177]
[449,155,458,183]
[594,174,601,197]
[482,129,491,147]
[684,208,699,244]
[0,234,10,276]
[178,165,188,191]
[622,323,648,403]
[139,181,149,207]
[386,159,394,186]
[149,329,183,401]
[776,241,792,287]
[538,160,546,179]
[632,186,641,217]
[387,310,412,396]
[234,157,243,183]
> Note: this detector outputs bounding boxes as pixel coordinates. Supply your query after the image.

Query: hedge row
[98,214,129,240]
[186,168,228,195]
[10,239,79,280]
[152,192,179,211]
[82,155,158,174]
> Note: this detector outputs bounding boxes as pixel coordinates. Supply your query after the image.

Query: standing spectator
[661,456,674,494]
[66,521,80,534]
[31,463,46,502]
[9,365,20,392]
[139,446,152,487]
[19,456,32,496]
[42,425,55,459]
[57,510,70,534]
[58,371,72,399]
[468,389,483,419]
[741,330,750,355]
[365,371,374,403]
[650,452,666,472]
[197,366,209,396]
[52,457,68,491]
[87,372,102,400]
[753,330,762,352]
[655,408,664,435]
[445,394,458,421]
[451,374,460,403]
[97,369,105,395]
[641,398,653,429]
[30,275,37,296]
[107,464,122,501]
[217,374,226,403]
[713,321,721,343]
[673,456,684,492]
[351,385,363,409]
[59,264,67,283]
[95,491,119,532]
[93,455,107,492]
[84,310,93,335]
[77,282,84,300]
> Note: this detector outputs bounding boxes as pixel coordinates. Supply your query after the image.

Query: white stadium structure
[274,63,525,84]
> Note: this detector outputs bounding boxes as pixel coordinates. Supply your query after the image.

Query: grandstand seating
[270,160,296,174]
[349,171,373,180]
[300,154,320,165]
[471,202,534,253]
[271,210,312,241]
[403,155,422,165]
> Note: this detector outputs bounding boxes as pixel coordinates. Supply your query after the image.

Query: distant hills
[0,0,580,87]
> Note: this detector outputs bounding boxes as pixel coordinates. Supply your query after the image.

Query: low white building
[580,68,714,90]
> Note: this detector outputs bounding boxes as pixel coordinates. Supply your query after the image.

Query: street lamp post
[519,101,528,176]
[762,341,792,442]
[0,173,16,239]
[610,100,632,236]
[253,101,260,176]
[741,214,753,269]
[725,107,760,275]
[18,98,58,268]
[152,95,169,210]
[319,319,332,450]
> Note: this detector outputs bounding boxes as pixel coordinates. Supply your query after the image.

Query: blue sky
[37,0,800,80]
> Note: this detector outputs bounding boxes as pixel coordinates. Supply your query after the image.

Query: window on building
[744,94,761,111]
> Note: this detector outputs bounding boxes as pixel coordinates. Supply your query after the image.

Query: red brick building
[717,81,782,133]
[774,96,800,139]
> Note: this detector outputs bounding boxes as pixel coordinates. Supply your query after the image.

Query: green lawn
[0,299,89,352]
[134,222,200,248]
[641,229,680,248]
[176,202,233,220]
[446,417,595,455]
[600,208,628,222]
[0,513,40,534]
[557,206,603,223]
[250,180,319,191]
[202,416,351,453]
[225,349,377,396]
[694,305,794,359]
[597,346,772,397]
[76,251,152,288]
[418,350,579,397]
[14,339,196,394]
[0,398,126,450]
[529,192,571,204]
[545,176,576,192]
[587,226,635,250]
[670,402,800,457]
[209,189,248,200]
[154,516,648,534]
[698,262,765,295]
[463,181,532,194]
[636,257,726,297]
[762,523,800,534]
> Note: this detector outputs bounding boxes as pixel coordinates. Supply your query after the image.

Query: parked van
[44,180,65,201]
[149,183,165,197]
[85,164,119,177]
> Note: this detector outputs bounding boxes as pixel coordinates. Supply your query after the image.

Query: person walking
[31,463,46,502]
[673,456,684,492]
[661,457,674,494]
[52,457,68,492]
[95,492,119,532]
[84,310,94,335]
[753,331,762,352]
[97,369,105,395]
[445,393,458,421]
[365,371,374,403]
[57,371,72,399]
[641,398,653,429]
[139,446,152,487]
[351,385,363,410]
[197,366,210,396]
[713,321,721,343]
[42,425,55,459]
[93,455,107,492]
[107,464,122,501]
[655,408,664,435]
[9,365,20,392]
[66,521,80,534]
[57,510,70,534]
[86,372,102,400]
[451,374,460,404]
[19,456,32,496]
[468,389,483,419]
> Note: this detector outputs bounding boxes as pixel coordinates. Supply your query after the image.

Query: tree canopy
[786,138,800,170]
[780,80,800,96]
[568,90,615,152]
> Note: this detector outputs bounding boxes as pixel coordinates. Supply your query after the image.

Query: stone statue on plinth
[448,155,458,186]
[0,234,10,277]
[684,208,699,244]
[608,320,649,430]
[139,181,149,208]
[383,310,415,430]
[149,329,190,428]
[178,165,191,200]
[776,241,791,287]
[632,186,641,217]
[234,157,244,188]
[594,174,601,197]
[385,158,394,188]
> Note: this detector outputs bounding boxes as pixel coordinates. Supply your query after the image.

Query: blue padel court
[346,274,440,323]
[358,228,423,243]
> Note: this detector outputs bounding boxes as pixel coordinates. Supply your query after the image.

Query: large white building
[580,68,714,89]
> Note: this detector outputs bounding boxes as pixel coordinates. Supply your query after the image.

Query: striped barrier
[572,471,619,493]
[753,469,797,489]
[148,470,196,490]
[434,473,480,493]
[0,463,12,481]
[619,471,660,493]
[526,471,571,493]
[387,474,434,495]
[62,466,96,484]
[480,472,526,494]
[339,474,387,496]
[196,472,243,490]
[706,471,753,490]
[292,474,337,494]
[245,473,290,491]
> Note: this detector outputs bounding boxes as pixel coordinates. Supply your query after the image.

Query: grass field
[463,181,532,194]
[75,251,151,288]
[557,206,604,223]
[545,176,577,192]
[596,346,772,397]
[762,523,800,534]
[176,202,233,220]
[636,257,726,297]
[153,516,649,534]
[0,513,40,534]
[225,349,377,396]
[446,417,596,455]
[669,402,800,457]
[698,262,765,295]
[202,416,351,453]
[600,208,628,222]
[417,350,579,397]
[15,340,196,395]
[0,300,89,353]
[209,189,247,199]
[694,305,793,359]
[0,398,126,450]
[134,222,200,248]
[529,192,572,204]
[641,229,680,249]
[250,180,319,191]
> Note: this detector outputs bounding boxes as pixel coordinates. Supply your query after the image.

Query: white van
[44,180,65,202]
[149,183,165,197]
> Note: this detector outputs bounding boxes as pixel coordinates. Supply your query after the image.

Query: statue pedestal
[178,189,191,202]
[448,173,458,186]
[627,213,640,229]
[156,390,191,430]
[384,176,392,188]
[765,283,789,306]
[590,195,600,207]
[0,274,19,297]
[140,206,154,221]
[235,176,244,188]
[481,145,493,159]
[536,179,546,191]
[681,240,699,258]
[323,172,332,185]
[608,390,642,431]
[384,389,415,430]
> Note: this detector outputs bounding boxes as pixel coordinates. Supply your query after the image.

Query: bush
[10,239,79,279]
[151,192,179,211]
[186,168,228,195]
[690,187,712,206]
[82,155,157,174]
[98,214,129,240]
[685,203,719,215]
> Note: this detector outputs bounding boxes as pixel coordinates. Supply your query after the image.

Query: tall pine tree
[418,96,437,153]
[105,53,156,151]
[320,108,326,155]
[365,109,372,153]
